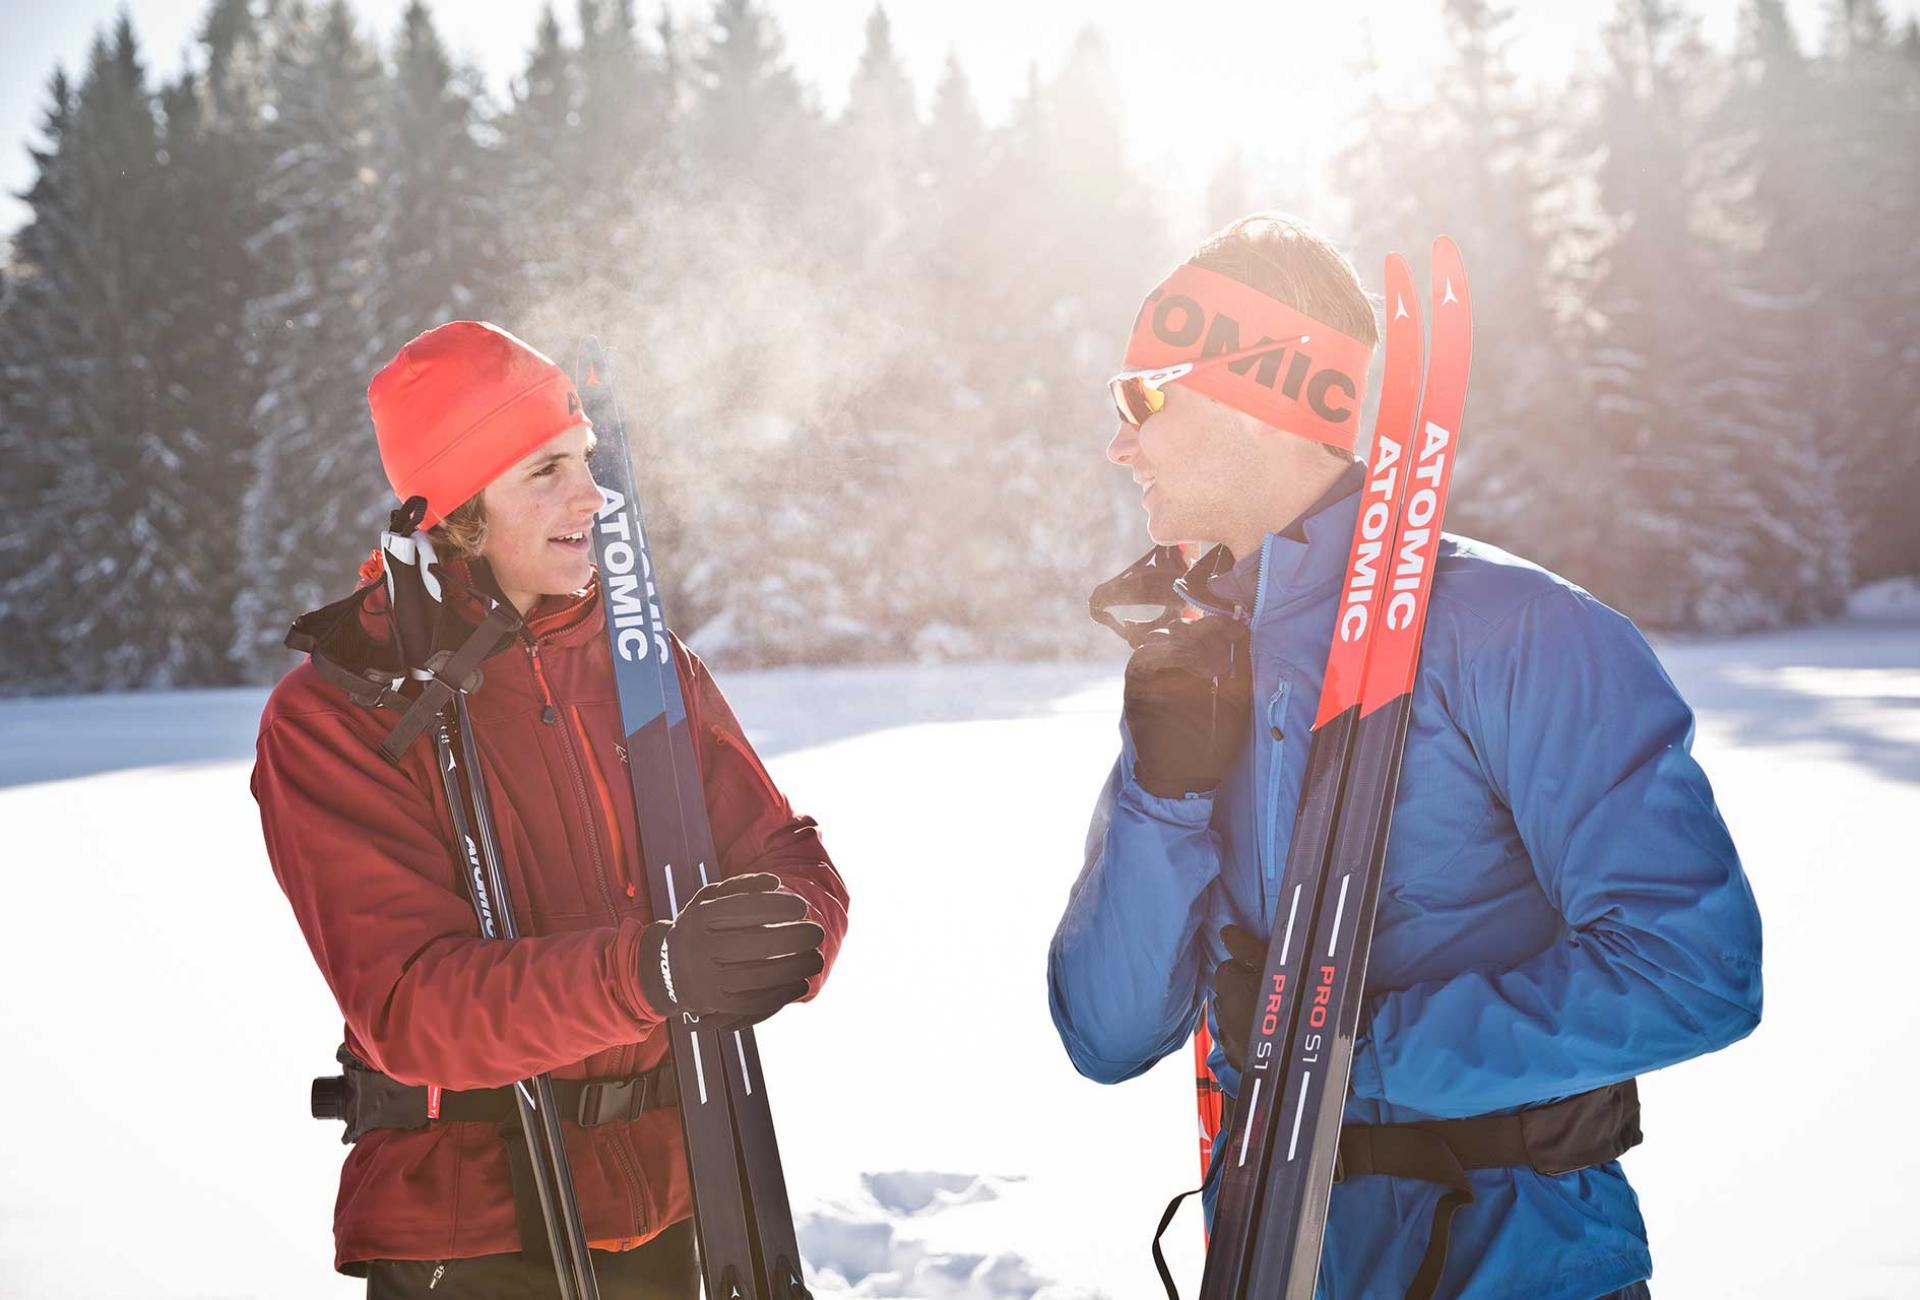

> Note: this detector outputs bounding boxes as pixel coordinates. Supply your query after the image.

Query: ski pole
[433,700,603,1300]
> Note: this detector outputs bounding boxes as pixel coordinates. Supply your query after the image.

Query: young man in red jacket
[253,321,849,1298]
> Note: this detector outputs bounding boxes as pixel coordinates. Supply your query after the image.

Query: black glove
[1212,924,1267,1075]
[1123,615,1252,798]
[637,873,825,1029]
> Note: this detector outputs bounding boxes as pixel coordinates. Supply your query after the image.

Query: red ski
[1199,238,1474,1299]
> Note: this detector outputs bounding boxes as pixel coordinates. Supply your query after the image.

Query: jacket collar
[349,558,605,652]
[1250,476,1362,622]
[523,576,603,646]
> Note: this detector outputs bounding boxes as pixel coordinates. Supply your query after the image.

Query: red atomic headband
[1122,264,1374,451]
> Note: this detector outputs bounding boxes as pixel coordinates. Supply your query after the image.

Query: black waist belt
[310,1048,679,1145]
[1337,1079,1643,1300]
[311,1048,680,1266]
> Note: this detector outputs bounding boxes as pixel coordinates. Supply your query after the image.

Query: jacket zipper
[525,637,618,921]
[525,626,648,1236]
[1249,537,1277,915]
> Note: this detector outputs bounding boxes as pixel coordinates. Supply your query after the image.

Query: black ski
[577,342,811,1300]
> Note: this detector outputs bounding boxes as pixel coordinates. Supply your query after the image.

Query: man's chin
[1144,511,1186,548]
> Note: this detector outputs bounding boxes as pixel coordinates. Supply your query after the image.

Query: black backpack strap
[1335,1080,1643,1300]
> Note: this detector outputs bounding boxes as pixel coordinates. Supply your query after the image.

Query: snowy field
[1,613,1917,1299]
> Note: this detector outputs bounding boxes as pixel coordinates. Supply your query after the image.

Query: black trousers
[1598,1285,1652,1300]
[364,1221,698,1299]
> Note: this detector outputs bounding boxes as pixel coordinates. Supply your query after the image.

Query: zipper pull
[525,642,560,724]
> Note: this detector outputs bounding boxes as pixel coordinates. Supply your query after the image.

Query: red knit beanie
[369,321,588,526]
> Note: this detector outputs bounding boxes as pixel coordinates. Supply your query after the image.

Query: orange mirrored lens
[1110,376,1165,427]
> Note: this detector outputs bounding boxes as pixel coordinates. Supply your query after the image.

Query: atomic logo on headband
[1122,264,1373,451]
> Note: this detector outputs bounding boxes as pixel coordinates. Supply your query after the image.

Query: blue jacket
[1049,485,1762,1299]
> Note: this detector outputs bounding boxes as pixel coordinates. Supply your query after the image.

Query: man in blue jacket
[1048,212,1763,1299]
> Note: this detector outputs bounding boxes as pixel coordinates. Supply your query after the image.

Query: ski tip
[1383,252,1418,329]
[1430,235,1468,310]
[571,336,608,388]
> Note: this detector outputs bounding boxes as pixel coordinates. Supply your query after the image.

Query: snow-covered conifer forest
[2,0,1916,693]
[3,3,1919,1296]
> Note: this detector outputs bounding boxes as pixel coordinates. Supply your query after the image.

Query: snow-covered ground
[1,616,1916,1299]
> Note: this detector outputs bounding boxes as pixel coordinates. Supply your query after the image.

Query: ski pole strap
[286,588,409,711]
[1152,1184,1206,1299]
[375,603,521,764]
[283,563,524,766]
[311,1052,680,1144]
[1334,1080,1643,1300]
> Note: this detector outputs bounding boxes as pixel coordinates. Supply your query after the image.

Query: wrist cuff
[636,920,676,1018]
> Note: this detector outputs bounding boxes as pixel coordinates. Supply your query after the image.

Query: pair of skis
[1197,239,1473,1298]
[576,342,811,1300]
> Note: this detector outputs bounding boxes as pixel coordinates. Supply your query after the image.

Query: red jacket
[252,577,847,1271]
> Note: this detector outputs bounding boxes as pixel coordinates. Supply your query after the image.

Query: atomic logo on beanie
[369,321,589,526]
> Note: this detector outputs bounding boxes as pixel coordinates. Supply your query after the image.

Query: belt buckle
[577,1076,647,1127]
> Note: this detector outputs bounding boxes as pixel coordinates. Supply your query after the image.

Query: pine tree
[1707,0,1854,620]
[834,5,919,257]
[690,0,811,199]
[496,5,579,313]
[0,70,84,691]
[381,0,502,340]
[1811,0,1920,581]
[923,49,984,187]
[1568,0,1845,628]
[140,0,276,683]
[1578,0,1715,624]
[0,22,228,689]
[1333,0,1574,560]
[915,49,993,298]
[578,0,677,271]
[946,28,1170,656]
[231,0,390,677]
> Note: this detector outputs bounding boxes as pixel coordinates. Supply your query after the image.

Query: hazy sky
[3,0,1913,236]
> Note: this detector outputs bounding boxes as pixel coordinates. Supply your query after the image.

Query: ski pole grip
[311,1074,349,1122]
